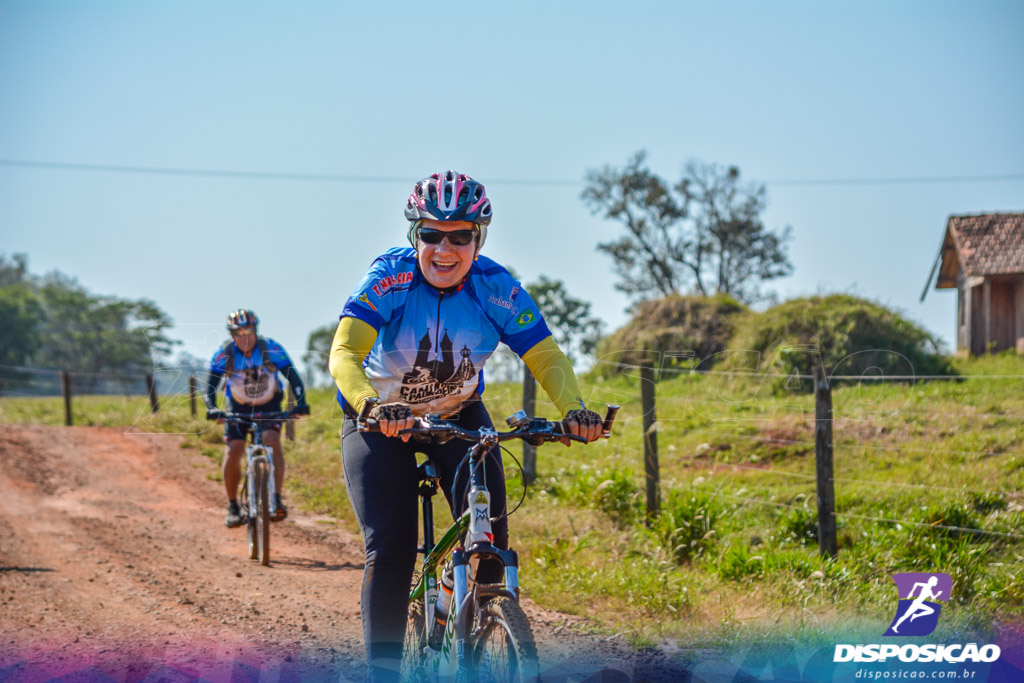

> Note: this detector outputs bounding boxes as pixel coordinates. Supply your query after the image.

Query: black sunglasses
[416,227,478,247]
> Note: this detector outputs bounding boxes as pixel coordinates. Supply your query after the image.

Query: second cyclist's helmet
[227,308,259,332]
[405,170,493,249]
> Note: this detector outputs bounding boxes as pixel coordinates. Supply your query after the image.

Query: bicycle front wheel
[253,458,271,566]
[402,598,429,683]
[242,479,258,560]
[471,597,540,683]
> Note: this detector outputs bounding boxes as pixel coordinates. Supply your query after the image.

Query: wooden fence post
[640,361,660,522]
[189,375,197,417]
[813,364,838,559]
[522,368,537,486]
[145,373,160,413]
[286,385,296,441]
[61,370,73,426]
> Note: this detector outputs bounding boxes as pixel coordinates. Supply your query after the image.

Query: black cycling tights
[341,400,509,683]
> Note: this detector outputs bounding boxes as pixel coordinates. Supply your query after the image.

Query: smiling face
[415,219,478,289]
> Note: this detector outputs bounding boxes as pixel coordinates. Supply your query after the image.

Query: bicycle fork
[447,437,523,678]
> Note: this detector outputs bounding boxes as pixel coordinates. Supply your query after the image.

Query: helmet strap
[407,221,421,248]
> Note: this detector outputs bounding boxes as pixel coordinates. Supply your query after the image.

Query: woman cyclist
[329,170,603,682]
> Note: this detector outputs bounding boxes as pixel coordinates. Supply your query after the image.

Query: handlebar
[217,408,303,424]
[355,398,620,446]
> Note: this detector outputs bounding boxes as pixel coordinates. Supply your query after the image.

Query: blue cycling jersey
[209,337,295,405]
[337,247,551,416]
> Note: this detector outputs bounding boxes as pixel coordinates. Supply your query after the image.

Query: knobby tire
[470,597,539,683]
[402,598,429,682]
[242,478,258,561]
[254,458,271,566]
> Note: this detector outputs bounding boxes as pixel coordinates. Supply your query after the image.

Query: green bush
[542,466,641,525]
[968,491,1007,514]
[594,294,746,375]
[920,500,986,542]
[652,487,728,564]
[777,505,819,546]
[719,294,954,386]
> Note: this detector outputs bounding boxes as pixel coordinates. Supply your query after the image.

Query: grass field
[3,352,1022,650]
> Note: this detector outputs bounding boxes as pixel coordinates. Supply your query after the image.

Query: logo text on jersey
[488,294,517,312]
[398,328,477,404]
[372,271,414,297]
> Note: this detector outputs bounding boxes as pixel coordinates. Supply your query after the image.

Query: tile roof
[947,213,1024,276]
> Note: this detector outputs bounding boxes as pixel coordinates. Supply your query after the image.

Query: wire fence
[515,357,1024,557]
[4,357,1023,552]
[0,362,203,398]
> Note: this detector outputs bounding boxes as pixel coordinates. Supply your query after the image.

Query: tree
[31,273,176,389]
[487,275,605,383]
[0,254,40,367]
[305,323,336,389]
[582,151,793,304]
[526,276,604,366]
[0,253,29,287]
[0,254,177,390]
[581,152,686,298]
[0,283,42,367]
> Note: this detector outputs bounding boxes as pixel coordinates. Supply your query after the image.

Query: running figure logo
[883,573,952,637]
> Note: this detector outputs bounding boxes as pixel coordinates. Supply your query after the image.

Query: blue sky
[2,0,1022,372]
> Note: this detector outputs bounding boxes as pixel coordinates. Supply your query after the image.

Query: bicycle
[357,399,620,682]
[222,409,299,567]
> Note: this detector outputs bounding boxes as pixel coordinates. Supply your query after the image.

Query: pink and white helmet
[405,170,493,248]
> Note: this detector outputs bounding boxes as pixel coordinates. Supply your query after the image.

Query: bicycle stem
[464,437,496,547]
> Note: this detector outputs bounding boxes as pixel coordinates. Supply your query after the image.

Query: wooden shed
[928,213,1024,355]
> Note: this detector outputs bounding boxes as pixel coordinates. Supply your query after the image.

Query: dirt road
[0,425,690,682]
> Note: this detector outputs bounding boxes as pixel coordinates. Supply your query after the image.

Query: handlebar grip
[355,397,382,433]
[602,404,620,437]
[357,397,379,422]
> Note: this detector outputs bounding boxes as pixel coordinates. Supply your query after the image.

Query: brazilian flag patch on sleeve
[515,310,536,328]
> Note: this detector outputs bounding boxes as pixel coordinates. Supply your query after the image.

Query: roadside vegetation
[3,352,1022,652]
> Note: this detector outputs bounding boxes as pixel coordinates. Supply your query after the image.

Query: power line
[764,174,1024,187]
[2,158,1022,187]
[0,159,578,186]
[0,159,410,184]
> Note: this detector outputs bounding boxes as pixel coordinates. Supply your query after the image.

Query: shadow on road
[269,556,362,571]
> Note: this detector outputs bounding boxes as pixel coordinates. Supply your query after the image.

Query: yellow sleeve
[521,335,586,418]
[328,316,379,415]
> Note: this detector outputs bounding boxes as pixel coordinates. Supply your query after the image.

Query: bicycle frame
[409,435,526,679]
[358,400,620,681]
